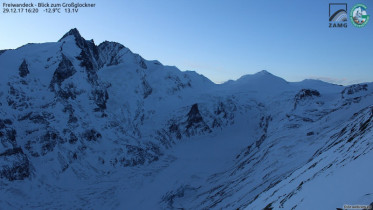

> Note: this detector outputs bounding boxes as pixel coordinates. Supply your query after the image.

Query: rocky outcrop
[97,41,125,66]
[82,129,102,142]
[294,89,321,109]
[341,84,368,98]
[50,54,76,91]
[0,118,31,181]
[0,147,31,181]
[18,59,29,78]
[0,49,8,56]
[295,89,320,100]
[91,88,109,112]
[185,104,211,137]
[166,73,192,94]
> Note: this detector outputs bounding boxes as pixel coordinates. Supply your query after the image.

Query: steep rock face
[211,100,237,128]
[255,115,271,148]
[59,28,100,69]
[97,41,125,66]
[155,98,241,148]
[7,80,30,111]
[0,147,30,181]
[50,54,77,91]
[0,118,31,181]
[185,104,211,137]
[156,103,212,148]
[294,89,321,109]
[140,76,152,99]
[294,89,320,101]
[60,28,100,85]
[164,73,192,94]
[341,84,369,98]
[0,119,17,153]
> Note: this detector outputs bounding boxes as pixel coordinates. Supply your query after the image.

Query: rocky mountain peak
[255,70,271,75]
[58,28,83,43]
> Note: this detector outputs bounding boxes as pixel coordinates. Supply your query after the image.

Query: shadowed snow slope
[0,29,372,210]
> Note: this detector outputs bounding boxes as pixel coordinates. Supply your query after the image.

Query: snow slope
[0,29,372,210]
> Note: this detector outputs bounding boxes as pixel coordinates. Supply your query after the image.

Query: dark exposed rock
[256,134,266,148]
[59,28,84,43]
[141,77,152,99]
[18,112,53,125]
[187,104,203,126]
[76,50,99,84]
[166,74,192,94]
[162,185,199,209]
[40,130,62,155]
[29,114,48,124]
[137,56,147,69]
[169,123,182,140]
[82,129,102,142]
[158,100,237,147]
[0,49,8,56]
[0,147,31,181]
[92,88,109,112]
[7,83,29,110]
[3,119,12,125]
[24,130,62,157]
[63,104,78,124]
[59,29,99,61]
[57,83,81,100]
[98,41,125,66]
[215,102,228,118]
[63,29,101,84]
[77,50,94,70]
[0,119,17,149]
[295,89,320,100]
[0,118,12,129]
[263,202,274,210]
[256,116,271,148]
[211,100,237,128]
[60,31,111,114]
[50,54,76,91]
[341,84,368,98]
[69,132,78,144]
[86,39,100,63]
[294,89,321,109]
[155,129,175,148]
[307,131,314,136]
[0,119,31,181]
[19,59,30,78]
[185,104,211,137]
[117,143,161,167]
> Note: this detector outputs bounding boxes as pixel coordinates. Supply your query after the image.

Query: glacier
[0,28,372,210]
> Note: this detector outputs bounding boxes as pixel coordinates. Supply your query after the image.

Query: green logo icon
[350,4,370,28]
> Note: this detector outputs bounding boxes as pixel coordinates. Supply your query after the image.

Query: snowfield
[0,29,372,210]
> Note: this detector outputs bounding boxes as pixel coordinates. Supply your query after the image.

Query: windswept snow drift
[0,29,372,210]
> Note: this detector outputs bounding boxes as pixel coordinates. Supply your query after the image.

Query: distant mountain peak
[237,70,284,82]
[58,28,83,42]
[255,70,271,75]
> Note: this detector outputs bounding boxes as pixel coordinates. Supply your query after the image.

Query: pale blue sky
[0,0,372,84]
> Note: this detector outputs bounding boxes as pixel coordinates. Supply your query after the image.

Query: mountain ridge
[0,28,372,210]
[1,28,354,87]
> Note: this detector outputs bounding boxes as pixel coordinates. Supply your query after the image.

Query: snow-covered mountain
[0,29,372,210]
